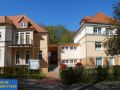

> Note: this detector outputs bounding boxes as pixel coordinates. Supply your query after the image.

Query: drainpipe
[32,30,35,59]
[85,26,87,66]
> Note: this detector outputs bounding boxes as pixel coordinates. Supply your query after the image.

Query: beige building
[0,15,48,73]
[48,44,80,67]
[74,12,120,67]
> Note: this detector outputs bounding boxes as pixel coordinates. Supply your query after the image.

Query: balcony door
[26,33,30,44]
[20,33,24,44]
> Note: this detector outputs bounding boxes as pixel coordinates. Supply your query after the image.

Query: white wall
[74,27,86,43]
[60,46,80,60]
[0,26,13,67]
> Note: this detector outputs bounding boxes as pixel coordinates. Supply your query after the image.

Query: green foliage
[74,67,84,82]
[96,66,109,81]
[103,1,120,56]
[0,66,46,79]
[113,66,120,80]
[60,67,76,84]
[60,66,120,84]
[43,25,76,44]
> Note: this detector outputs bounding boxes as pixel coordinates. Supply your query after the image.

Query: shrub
[113,66,120,80]
[60,67,76,84]
[74,66,84,82]
[60,64,67,70]
[96,66,109,81]
[83,68,96,82]
[76,62,82,67]
[39,71,46,79]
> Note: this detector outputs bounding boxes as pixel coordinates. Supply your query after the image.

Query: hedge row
[60,66,120,84]
[0,66,46,79]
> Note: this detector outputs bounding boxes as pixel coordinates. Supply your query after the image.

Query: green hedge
[60,66,120,84]
[0,66,46,79]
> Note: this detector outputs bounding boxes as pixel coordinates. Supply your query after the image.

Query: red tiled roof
[81,12,113,24]
[0,15,47,33]
[0,16,12,24]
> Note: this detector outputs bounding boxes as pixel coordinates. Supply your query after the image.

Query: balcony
[8,39,33,48]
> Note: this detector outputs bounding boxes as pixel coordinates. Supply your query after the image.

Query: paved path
[18,78,63,90]
[18,79,120,90]
[80,81,120,90]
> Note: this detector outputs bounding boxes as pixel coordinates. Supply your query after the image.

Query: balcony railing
[9,39,33,46]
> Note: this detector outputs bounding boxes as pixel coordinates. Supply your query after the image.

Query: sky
[0,0,114,31]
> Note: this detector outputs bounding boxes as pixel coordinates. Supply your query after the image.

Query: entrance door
[50,51,58,65]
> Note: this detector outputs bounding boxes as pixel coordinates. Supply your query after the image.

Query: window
[20,22,28,28]
[38,51,42,60]
[20,33,24,44]
[95,42,102,50]
[74,60,77,63]
[26,33,30,44]
[65,47,69,50]
[15,33,18,44]
[106,28,113,35]
[70,47,73,50]
[93,27,101,34]
[0,32,1,39]
[61,60,65,64]
[109,57,114,66]
[74,47,77,50]
[70,60,73,63]
[96,57,103,66]
[65,60,69,63]
[25,51,30,64]
[15,51,20,64]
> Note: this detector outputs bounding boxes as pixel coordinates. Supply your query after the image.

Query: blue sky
[0,0,114,31]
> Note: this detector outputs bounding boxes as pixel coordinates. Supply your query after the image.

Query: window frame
[95,42,102,50]
[109,57,114,66]
[96,57,103,67]
[38,51,42,60]
[93,27,102,34]
[25,51,30,65]
[106,28,113,35]
[15,51,20,65]
[20,22,28,28]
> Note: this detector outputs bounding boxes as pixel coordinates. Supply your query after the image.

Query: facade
[74,13,119,67]
[0,15,48,73]
[48,44,80,67]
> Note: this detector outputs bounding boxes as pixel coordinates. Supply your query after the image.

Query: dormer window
[20,22,28,28]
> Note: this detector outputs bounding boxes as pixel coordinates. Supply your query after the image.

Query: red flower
[60,64,67,69]
[76,62,82,67]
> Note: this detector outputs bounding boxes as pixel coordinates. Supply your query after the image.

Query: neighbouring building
[74,12,120,67]
[48,44,80,67]
[0,15,48,73]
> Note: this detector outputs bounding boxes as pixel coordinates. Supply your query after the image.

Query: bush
[96,66,109,81]
[113,66,120,80]
[60,67,76,84]
[76,62,82,67]
[0,66,46,79]
[83,68,96,82]
[60,64,67,70]
[74,66,84,82]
